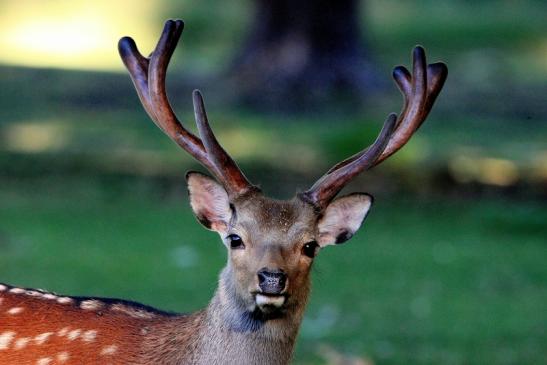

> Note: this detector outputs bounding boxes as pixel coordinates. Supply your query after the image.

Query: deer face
[187,172,372,319]
[120,19,445,320]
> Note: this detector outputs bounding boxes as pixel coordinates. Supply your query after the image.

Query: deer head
[118,20,447,326]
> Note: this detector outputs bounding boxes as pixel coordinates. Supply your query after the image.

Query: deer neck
[192,266,308,365]
[143,267,309,365]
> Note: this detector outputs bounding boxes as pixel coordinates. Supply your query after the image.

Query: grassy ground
[1,181,546,364]
[0,1,546,364]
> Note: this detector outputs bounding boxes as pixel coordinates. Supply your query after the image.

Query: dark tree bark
[229,0,379,111]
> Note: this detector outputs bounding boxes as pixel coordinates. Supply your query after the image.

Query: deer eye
[227,234,244,249]
[302,241,319,258]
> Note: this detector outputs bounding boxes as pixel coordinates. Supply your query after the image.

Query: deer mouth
[253,293,288,316]
[255,293,286,308]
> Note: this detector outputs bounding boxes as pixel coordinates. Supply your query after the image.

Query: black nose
[257,268,287,295]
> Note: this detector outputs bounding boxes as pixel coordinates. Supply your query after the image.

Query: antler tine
[376,46,447,163]
[119,20,253,195]
[425,62,448,109]
[302,46,447,208]
[145,20,212,167]
[300,113,397,208]
[192,90,253,194]
[119,20,209,167]
[325,47,447,174]
[118,36,154,121]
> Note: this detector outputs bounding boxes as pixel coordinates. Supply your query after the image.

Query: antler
[300,46,447,208]
[118,20,253,196]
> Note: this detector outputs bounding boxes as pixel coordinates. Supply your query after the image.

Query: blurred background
[0,1,546,364]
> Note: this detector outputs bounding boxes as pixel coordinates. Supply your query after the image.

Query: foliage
[0,1,546,363]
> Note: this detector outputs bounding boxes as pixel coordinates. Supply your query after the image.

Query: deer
[0,19,447,365]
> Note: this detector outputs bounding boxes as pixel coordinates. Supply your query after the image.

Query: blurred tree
[229,0,379,111]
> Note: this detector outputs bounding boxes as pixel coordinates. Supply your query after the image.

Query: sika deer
[0,20,447,365]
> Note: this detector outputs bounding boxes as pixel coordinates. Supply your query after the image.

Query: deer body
[0,283,173,364]
[0,195,313,365]
[1,19,446,365]
[0,285,295,365]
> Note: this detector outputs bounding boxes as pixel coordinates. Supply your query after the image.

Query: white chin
[256,294,285,308]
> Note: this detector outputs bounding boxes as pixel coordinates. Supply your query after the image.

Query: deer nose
[257,268,287,295]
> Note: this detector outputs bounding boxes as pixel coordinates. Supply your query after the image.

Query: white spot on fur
[0,331,16,350]
[0,284,7,291]
[34,332,53,345]
[42,293,57,300]
[9,288,25,294]
[111,304,156,319]
[67,329,81,341]
[100,344,118,355]
[37,358,52,365]
[57,327,70,337]
[57,297,73,304]
[82,330,97,342]
[80,300,103,311]
[7,307,24,315]
[57,351,70,362]
[14,337,30,350]
[25,290,42,297]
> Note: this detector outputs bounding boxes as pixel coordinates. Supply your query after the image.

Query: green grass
[0,1,545,363]
[1,181,545,364]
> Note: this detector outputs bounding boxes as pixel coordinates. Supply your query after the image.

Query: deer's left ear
[316,193,373,247]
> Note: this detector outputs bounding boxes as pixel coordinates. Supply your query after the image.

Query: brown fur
[0,181,372,364]
[0,286,149,364]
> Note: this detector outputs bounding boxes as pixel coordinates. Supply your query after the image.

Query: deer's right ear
[186,172,232,233]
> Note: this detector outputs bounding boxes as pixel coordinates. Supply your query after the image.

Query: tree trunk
[229,0,379,111]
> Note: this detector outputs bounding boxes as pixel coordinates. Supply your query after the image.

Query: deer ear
[316,193,373,247]
[186,172,232,233]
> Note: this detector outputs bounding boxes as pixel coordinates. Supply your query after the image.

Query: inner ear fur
[186,171,232,233]
[316,193,373,247]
